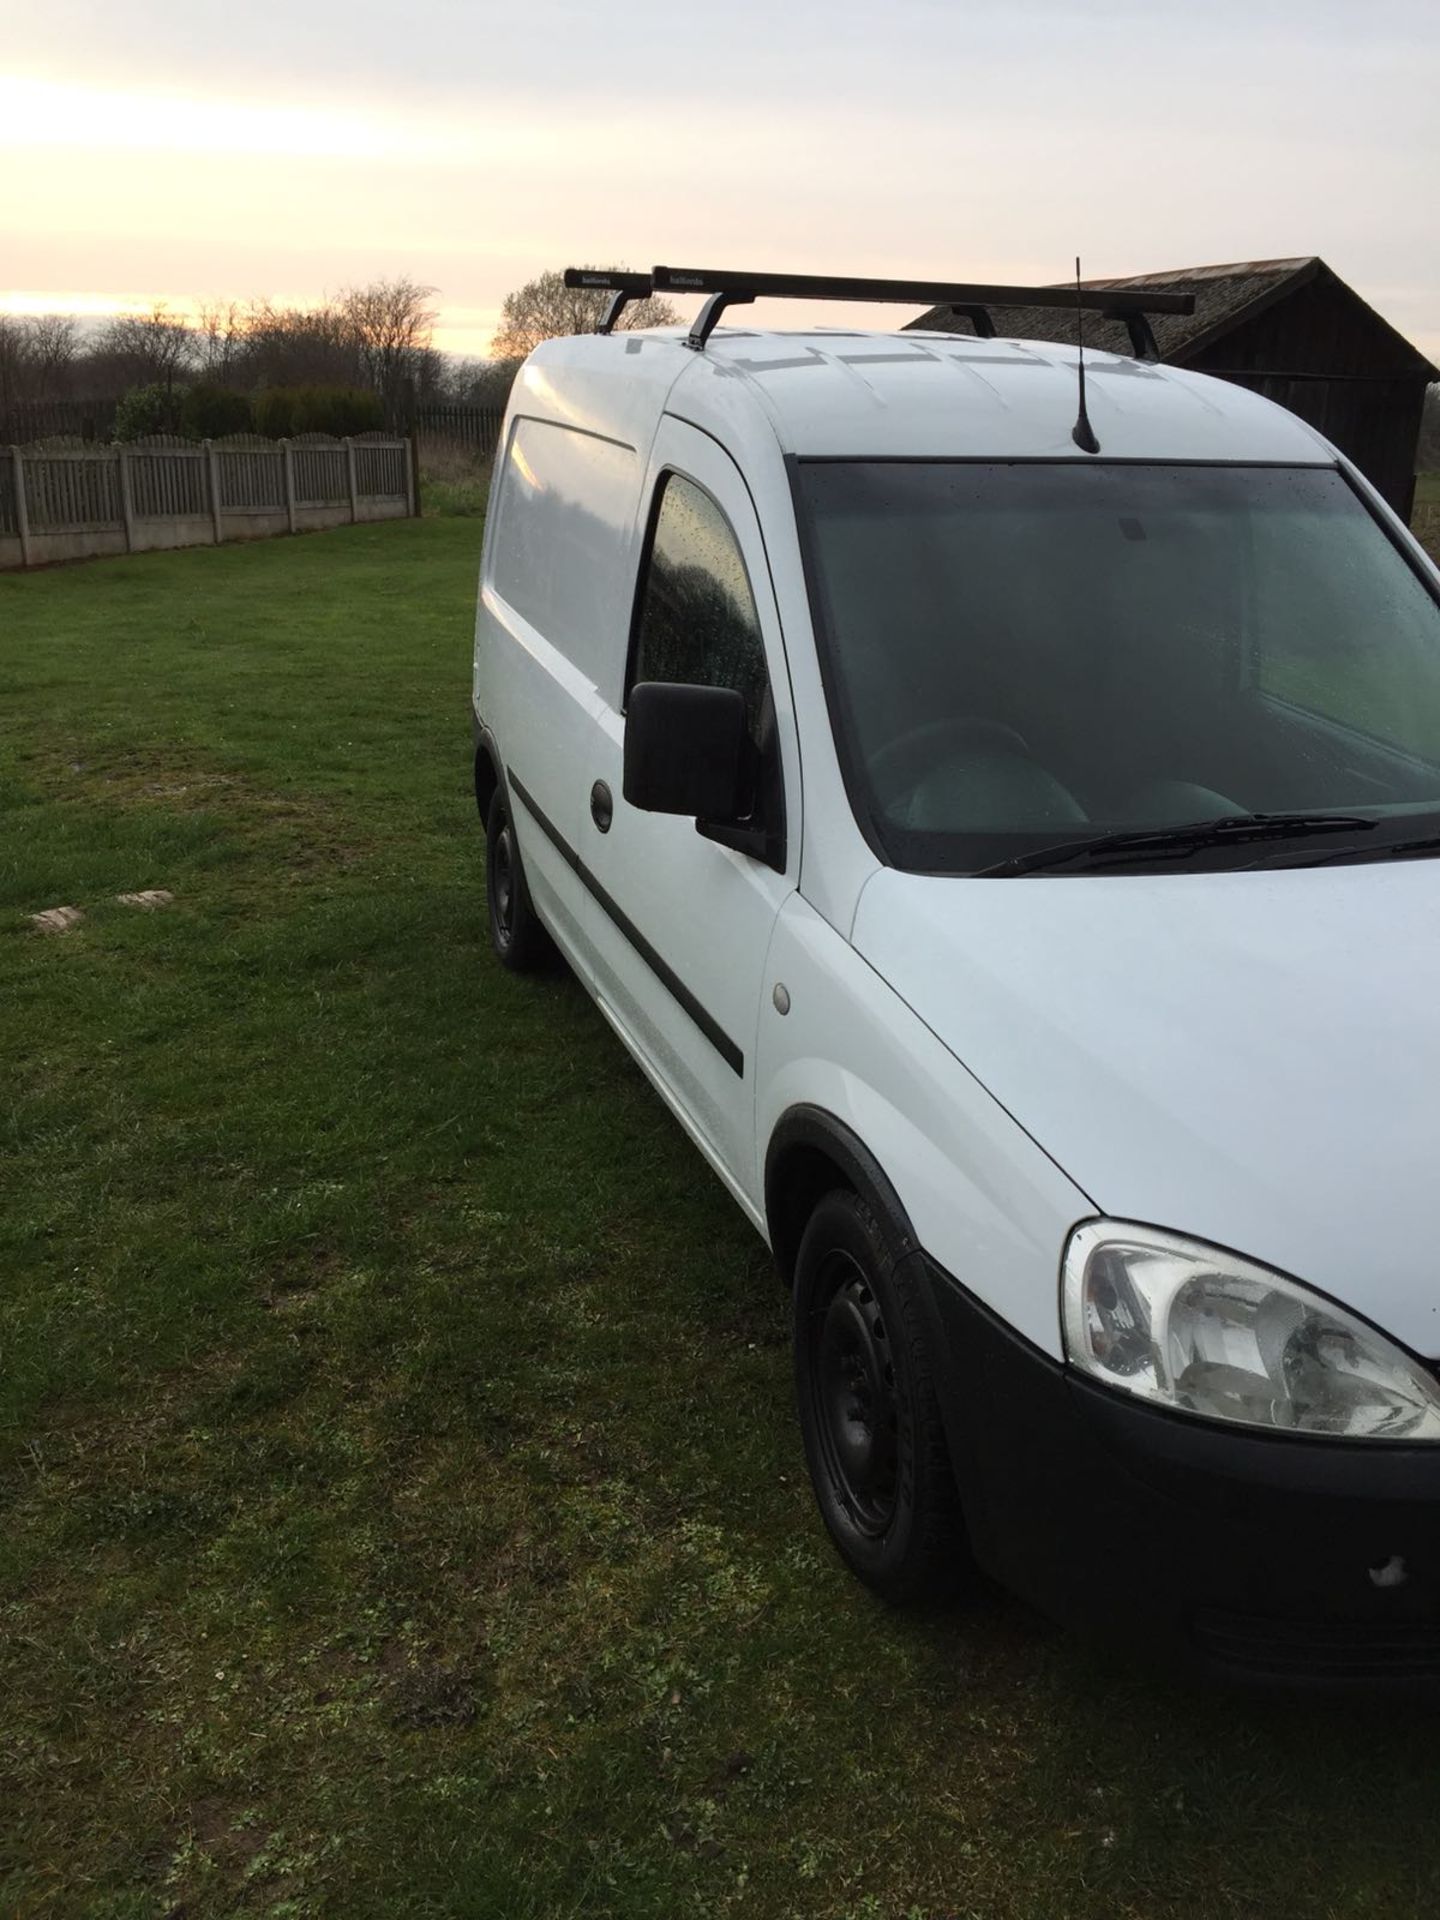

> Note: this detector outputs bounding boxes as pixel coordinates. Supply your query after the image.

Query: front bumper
[924,1256,1440,1685]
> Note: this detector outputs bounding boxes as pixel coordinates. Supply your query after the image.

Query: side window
[630,474,770,744]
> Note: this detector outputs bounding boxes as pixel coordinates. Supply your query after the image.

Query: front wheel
[486,789,554,973]
[794,1189,973,1603]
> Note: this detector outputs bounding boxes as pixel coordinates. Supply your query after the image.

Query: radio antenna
[1071,255,1100,454]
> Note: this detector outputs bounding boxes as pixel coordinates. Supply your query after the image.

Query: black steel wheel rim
[492,823,515,946]
[810,1249,900,1536]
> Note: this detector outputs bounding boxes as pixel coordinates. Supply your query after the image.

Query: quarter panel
[757,893,1093,1358]
[476,585,595,964]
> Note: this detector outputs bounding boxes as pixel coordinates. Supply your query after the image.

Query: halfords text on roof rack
[561,269,657,335]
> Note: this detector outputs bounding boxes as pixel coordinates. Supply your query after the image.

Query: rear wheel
[486,789,554,973]
[794,1189,972,1603]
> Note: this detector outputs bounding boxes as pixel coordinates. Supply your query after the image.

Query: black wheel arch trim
[765,1104,922,1283]
[474,712,503,820]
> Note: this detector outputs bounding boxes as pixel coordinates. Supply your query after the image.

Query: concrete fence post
[281,439,296,534]
[11,446,32,569]
[117,447,135,553]
[405,431,419,518]
[344,438,358,523]
[205,440,223,545]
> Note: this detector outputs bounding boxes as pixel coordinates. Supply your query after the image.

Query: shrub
[181,383,253,439]
[253,385,383,439]
[297,386,383,436]
[252,388,294,438]
[113,384,183,441]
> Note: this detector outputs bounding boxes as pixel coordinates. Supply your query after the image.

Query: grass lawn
[1414,471,1439,565]
[5,520,1440,1920]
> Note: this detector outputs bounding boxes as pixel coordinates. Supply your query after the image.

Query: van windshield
[796,461,1440,874]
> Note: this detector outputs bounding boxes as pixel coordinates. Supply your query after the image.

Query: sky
[3,0,1438,362]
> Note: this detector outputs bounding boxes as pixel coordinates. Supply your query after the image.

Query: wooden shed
[908,258,1436,517]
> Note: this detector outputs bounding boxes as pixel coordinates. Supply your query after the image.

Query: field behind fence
[0,431,414,570]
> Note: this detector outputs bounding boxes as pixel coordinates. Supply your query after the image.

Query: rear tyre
[486,789,554,973]
[794,1189,972,1603]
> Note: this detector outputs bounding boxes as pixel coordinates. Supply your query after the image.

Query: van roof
[518,326,1334,468]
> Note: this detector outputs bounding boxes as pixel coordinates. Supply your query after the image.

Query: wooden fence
[0,432,414,570]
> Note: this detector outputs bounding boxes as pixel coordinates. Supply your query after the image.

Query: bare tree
[25,315,80,397]
[445,354,522,409]
[0,317,31,410]
[490,269,679,361]
[340,276,437,417]
[95,304,195,390]
[0,313,81,409]
[193,301,248,384]
[237,299,360,390]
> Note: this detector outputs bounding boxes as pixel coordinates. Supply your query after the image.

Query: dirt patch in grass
[386,1661,489,1731]
[183,1797,273,1869]
[27,744,380,899]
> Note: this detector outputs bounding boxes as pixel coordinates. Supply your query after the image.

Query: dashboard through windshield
[795,460,1440,874]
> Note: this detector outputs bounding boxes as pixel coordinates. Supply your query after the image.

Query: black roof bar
[563,267,654,335]
[650,265,1194,353]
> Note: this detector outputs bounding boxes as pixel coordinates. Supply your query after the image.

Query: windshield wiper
[975,811,1379,877]
[1260,829,1440,870]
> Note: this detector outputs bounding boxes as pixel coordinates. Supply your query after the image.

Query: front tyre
[486,789,554,973]
[794,1190,971,1603]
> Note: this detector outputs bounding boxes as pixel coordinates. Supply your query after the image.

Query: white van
[472,267,1440,1683]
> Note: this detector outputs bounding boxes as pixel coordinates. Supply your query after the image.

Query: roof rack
[562,268,654,335]
[650,265,1195,359]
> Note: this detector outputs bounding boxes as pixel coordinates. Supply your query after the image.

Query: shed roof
[907,258,1438,378]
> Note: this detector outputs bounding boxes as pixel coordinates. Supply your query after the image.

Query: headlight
[1062,1222,1440,1440]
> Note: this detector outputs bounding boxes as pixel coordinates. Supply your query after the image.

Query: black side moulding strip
[506,770,745,1077]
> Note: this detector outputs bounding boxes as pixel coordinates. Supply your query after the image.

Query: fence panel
[24,452,121,530]
[0,457,14,536]
[292,444,347,507]
[217,447,285,510]
[130,447,208,519]
[355,442,408,499]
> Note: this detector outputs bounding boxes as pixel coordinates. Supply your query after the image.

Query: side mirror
[623,682,751,821]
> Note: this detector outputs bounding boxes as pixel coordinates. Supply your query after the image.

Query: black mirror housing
[623,682,751,821]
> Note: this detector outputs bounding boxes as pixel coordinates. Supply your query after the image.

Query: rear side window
[490,416,637,693]
[629,473,769,743]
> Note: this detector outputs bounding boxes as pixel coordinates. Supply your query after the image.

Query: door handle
[590,780,613,833]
